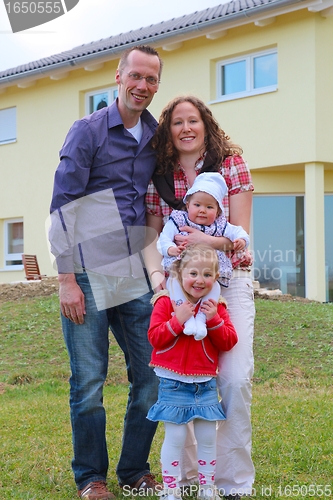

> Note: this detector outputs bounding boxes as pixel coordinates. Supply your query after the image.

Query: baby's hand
[171,300,195,325]
[200,299,218,321]
[168,245,183,257]
[233,238,246,251]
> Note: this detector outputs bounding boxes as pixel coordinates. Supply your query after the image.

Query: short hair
[118,45,163,79]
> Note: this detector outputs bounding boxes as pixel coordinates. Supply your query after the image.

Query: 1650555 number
[5,2,62,14]
[277,484,332,497]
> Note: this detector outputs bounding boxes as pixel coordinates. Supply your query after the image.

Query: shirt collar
[107,99,158,131]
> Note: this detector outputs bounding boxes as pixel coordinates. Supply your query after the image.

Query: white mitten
[193,311,207,340]
[183,315,197,336]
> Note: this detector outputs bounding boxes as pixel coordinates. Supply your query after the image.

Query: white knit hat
[183,172,227,212]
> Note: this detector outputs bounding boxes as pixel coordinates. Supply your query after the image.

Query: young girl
[147,244,238,500]
[157,172,249,340]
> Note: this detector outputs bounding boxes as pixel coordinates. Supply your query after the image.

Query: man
[49,45,163,500]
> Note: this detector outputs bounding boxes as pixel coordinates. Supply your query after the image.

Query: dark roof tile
[0,0,281,80]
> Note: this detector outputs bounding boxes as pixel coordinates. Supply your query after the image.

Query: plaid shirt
[146,155,254,269]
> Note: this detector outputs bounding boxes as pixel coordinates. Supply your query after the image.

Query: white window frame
[85,87,118,114]
[213,48,278,103]
[0,107,17,145]
[4,218,23,269]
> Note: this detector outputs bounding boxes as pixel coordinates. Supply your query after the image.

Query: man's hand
[59,274,85,325]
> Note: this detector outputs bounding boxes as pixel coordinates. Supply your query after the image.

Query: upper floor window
[0,107,16,145]
[85,87,118,114]
[216,49,277,101]
[4,218,23,267]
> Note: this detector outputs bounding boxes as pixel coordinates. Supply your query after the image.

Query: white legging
[161,419,217,492]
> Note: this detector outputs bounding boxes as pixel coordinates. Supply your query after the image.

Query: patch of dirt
[0,277,59,303]
[0,277,317,304]
[254,290,316,303]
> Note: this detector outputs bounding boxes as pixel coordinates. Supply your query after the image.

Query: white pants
[179,272,255,496]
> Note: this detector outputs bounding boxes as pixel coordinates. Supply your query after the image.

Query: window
[252,196,305,298]
[0,107,16,144]
[85,87,118,114]
[216,49,277,101]
[4,219,23,267]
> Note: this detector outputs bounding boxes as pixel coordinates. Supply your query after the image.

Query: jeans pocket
[207,377,217,391]
[160,377,181,392]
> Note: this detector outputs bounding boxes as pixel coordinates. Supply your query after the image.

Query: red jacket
[148,294,238,377]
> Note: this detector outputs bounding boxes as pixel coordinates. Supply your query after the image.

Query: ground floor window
[252,195,305,297]
[325,195,333,302]
[4,218,23,267]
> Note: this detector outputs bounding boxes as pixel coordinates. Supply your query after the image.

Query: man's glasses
[126,72,160,87]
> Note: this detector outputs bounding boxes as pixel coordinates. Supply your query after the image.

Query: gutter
[0,0,322,87]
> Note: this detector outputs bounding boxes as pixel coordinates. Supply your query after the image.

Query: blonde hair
[171,244,219,299]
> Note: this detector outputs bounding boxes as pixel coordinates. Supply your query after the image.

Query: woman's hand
[153,279,167,293]
[171,300,195,326]
[175,226,233,251]
[200,299,218,321]
[174,226,207,246]
[150,270,166,293]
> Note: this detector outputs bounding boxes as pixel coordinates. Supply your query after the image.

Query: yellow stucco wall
[0,7,332,285]
[0,62,120,280]
[315,15,333,160]
[150,10,333,171]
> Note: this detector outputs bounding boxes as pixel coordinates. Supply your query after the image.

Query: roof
[0,0,331,86]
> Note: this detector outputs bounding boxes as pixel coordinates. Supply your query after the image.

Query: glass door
[252,195,305,297]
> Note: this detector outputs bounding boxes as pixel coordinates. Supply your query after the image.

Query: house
[0,0,332,302]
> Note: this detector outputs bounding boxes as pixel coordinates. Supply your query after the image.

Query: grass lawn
[0,294,332,499]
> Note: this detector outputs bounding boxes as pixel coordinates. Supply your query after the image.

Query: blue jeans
[62,272,159,491]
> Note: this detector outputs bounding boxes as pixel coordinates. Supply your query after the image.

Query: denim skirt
[147,376,226,424]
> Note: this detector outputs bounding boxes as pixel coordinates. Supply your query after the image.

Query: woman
[146,96,255,500]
